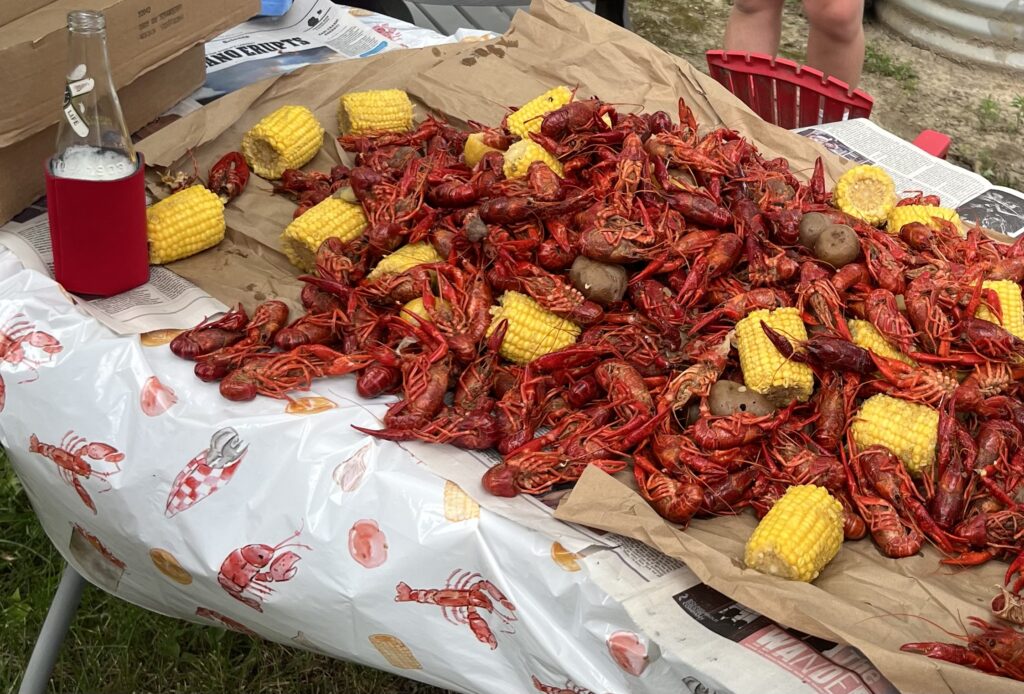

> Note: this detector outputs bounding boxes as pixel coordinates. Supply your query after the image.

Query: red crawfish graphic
[531,676,595,694]
[165,428,248,517]
[217,525,311,612]
[28,431,123,513]
[394,569,518,649]
[195,607,257,637]
[0,313,61,411]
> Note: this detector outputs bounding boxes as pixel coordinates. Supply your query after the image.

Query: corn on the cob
[976,279,1024,340]
[399,296,452,325]
[366,242,444,281]
[487,291,580,364]
[280,197,367,272]
[505,86,573,139]
[464,133,503,168]
[744,484,844,582]
[241,105,324,180]
[146,186,225,265]
[735,307,815,406]
[503,139,564,179]
[833,164,896,226]
[851,394,938,475]
[849,319,916,366]
[443,481,480,522]
[338,89,414,135]
[887,205,963,236]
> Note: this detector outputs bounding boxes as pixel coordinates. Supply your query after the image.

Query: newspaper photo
[0,204,226,335]
[796,118,1024,237]
[196,0,495,101]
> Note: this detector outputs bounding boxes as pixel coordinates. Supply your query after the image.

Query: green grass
[0,452,448,694]
[863,44,918,86]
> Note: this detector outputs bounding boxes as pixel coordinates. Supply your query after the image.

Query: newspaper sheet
[0,204,226,335]
[796,118,1024,237]
[197,0,495,101]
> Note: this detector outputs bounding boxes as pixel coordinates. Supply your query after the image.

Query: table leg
[19,565,86,694]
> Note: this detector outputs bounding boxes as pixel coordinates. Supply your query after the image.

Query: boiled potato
[709,380,777,416]
[799,212,830,248]
[813,224,861,267]
[569,256,628,306]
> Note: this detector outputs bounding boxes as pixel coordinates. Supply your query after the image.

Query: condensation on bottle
[51,10,137,182]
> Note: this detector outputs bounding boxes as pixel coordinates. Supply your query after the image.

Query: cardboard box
[0,42,206,224]
[0,0,57,27]
[0,0,259,148]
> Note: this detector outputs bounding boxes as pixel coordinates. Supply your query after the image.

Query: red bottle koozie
[44,154,149,297]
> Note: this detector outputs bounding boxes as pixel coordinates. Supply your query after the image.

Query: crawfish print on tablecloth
[0,313,61,412]
[394,569,517,649]
[531,675,596,694]
[29,431,123,514]
[165,427,248,517]
[218,526,311,612]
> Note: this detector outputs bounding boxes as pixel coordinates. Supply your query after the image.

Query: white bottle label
[62,77,95,137]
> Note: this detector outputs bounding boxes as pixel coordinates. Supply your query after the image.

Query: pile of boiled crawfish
[169,95,1024,681]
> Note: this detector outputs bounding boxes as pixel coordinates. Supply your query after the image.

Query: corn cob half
[146,186,226,265]
[833,164,896,226]
[744,484,844,582]
[488,291,581,364]
[887,205,963,236]
[339,89,414,135]
[366,242,444,281]
[242,105,324,180]
[735,307,815,406]
[464,133,504,168]
[851,394,938,475]
[280,197,367,272]
[976,279,1024,340]
[503,139,564,179]
[849,319,916,366]
[505,86,573,139]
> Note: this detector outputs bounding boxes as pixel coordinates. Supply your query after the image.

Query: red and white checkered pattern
[165,453,243,517]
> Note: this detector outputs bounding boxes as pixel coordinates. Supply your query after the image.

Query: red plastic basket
[706,50,874,129]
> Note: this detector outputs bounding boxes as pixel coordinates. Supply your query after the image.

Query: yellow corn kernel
[735,307,815,406]
[745,484,844,582]
[464,133,503,168]
[280,197,367,272]
[487,291,580,364]
[505,86,573,139]
[366,242,444,281]
[887,205,963,237]
[242,105,324,180]
[339,89,414,135]
[976,279,1024,340]
[503,139,564,179]
[833,164,896,226]
[851,394,938,475]
[849,319,916,366]
[146,186,225,265]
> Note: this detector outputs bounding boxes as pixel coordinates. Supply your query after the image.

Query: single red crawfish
[831,262,870,293]
[767,430,845,492]
[218,526,310,612]
[498,258,603,325]
[672,232,744,306]
[628,279,688,337]
[478,193,591,225]
[896,190,942,207]
[664,189,731,228]
[578,227,659,265]
[356,347,402,399]
[943,509,1024,568]
[300,284,344,314]
[862,288,917,353]
[540,98,613,138]
[633,450,703,526]
[929,402,977,529]
[697,466,759,516]
[809,371,857,451]
[494,366,548,455]
[312,235,368,286]
[860,234,906,295]
[382,347,452,430]
[688,288,791,333]
[355,407,499,450]
[761,325,872,374]
[645,131,729,177]
[745,234,799,287]
[28,431,124,514]
[988,256,1024,282]
[207,151,250,203]
[866,353,960,406]
[794,261,849,335]
[453,319,507,413]
[853,446,963,555]
[689,402,794,450]
[273,310,347,351]
[901,616,1024,681]
[903,271,958,355]
[594,360,653,419]
[849,486,923,558]
[633,229,720,284]
[663,335,732,411]
[219,345,373,402]
[195,301,290,382]
[956,317,1024,362]
[170,304,248,360]
[338,117,441,153]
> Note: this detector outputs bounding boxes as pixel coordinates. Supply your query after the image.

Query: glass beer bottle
[52,9,136,181]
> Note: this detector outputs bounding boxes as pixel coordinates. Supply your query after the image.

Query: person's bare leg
[724,0,786,56]
[804,0,865,88]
